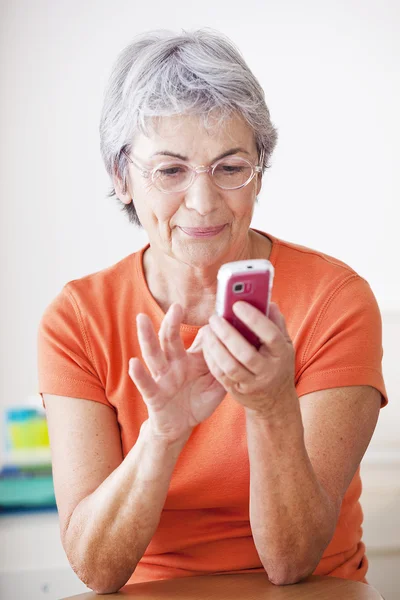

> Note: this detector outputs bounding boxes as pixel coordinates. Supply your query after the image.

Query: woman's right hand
[128,303,226,445]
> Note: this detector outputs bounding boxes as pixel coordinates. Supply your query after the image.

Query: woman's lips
[179,225,226,238]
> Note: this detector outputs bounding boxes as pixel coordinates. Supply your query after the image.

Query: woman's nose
[184,171,221,215]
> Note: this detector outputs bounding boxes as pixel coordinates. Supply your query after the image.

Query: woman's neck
[142,230,272,327]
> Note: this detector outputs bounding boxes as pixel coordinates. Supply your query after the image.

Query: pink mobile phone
[216,259,274,348]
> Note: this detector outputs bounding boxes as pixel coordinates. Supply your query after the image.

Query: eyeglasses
[121,148,264,194]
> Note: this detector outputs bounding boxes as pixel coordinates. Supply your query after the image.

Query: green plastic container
[0,475,56,509]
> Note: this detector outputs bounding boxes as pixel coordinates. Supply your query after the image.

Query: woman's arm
[202,294,384,584]
[245,384,381,585]
[45,304,225,594]
[45,395,188,595]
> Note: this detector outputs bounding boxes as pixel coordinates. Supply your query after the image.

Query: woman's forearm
[64,420,189,594]
[245,392,338,586]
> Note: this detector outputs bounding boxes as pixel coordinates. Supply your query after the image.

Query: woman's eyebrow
[150,147,250,162]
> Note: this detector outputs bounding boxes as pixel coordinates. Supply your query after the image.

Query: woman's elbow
[77,568,129,595]
[268,569,311,586]
[89,581,124,595]
[69,555,135,595]
[263,558,315,586]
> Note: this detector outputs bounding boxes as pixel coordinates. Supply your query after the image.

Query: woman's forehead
[133,113,257,159]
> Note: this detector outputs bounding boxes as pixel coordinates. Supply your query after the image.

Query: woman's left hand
[201,301,296,417]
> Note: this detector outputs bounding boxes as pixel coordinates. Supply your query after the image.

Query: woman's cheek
[155,197,182,222]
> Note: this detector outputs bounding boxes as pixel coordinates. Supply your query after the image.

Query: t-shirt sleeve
[37,285,113,409]
[295,275,388,407]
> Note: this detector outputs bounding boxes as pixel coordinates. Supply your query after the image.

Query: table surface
[62,573,383,599]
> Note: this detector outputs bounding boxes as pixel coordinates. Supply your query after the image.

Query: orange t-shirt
[37,229,388,585]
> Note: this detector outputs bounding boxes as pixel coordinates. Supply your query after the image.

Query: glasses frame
[121,148,265,194]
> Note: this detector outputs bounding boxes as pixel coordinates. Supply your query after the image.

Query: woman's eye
[217,164,245,175]
[222,166,243,173]
[158,166,185,177]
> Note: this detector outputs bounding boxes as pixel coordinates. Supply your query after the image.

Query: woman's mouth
[178,225,226,238]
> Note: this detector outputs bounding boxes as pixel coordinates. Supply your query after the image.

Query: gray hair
[99,28,278,226]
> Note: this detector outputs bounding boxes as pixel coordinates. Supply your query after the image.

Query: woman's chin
[174,243,227,269]
[172,225,231,263]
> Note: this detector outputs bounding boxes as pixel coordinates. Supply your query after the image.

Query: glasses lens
[213,157,253,189]
[153,164,192,192]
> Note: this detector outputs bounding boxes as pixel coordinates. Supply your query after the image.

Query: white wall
[0,1,399,597]
[1,0,399,404]
[1,0,399,455]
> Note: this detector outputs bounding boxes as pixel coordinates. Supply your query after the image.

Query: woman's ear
[113,167,132,205]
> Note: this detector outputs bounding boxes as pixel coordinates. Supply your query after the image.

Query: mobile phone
[216,259,274,348]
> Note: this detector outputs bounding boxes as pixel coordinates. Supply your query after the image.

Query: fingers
[128,357,159,400]
[232,301,290,357]
[158,303,186,361]
[208,314,264,374]
[136,313,169,379]
[136,304,186,380]
[187,326,206,354]
[203,325,252,383]
[202,341,225,382]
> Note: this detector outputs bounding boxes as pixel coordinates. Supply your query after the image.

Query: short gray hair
[99,28,278,226]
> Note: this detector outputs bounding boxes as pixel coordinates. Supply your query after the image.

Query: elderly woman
[38,29,387,594]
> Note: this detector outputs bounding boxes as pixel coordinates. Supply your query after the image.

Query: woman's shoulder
[65,249,143,302]
[277,237,356,273]
[256,229,355,273]
[257,229,360,285]
[39,253,133,334]
[46,248,146,323]
[255,229,376,321]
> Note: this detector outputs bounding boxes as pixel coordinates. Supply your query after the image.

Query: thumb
[188,326,207,354]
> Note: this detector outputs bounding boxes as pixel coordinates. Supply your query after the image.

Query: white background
[1,0,399,408]
[0,1,399,598]
[1,0,399,409]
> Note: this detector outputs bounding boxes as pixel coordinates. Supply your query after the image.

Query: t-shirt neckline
[134,228,279,333]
